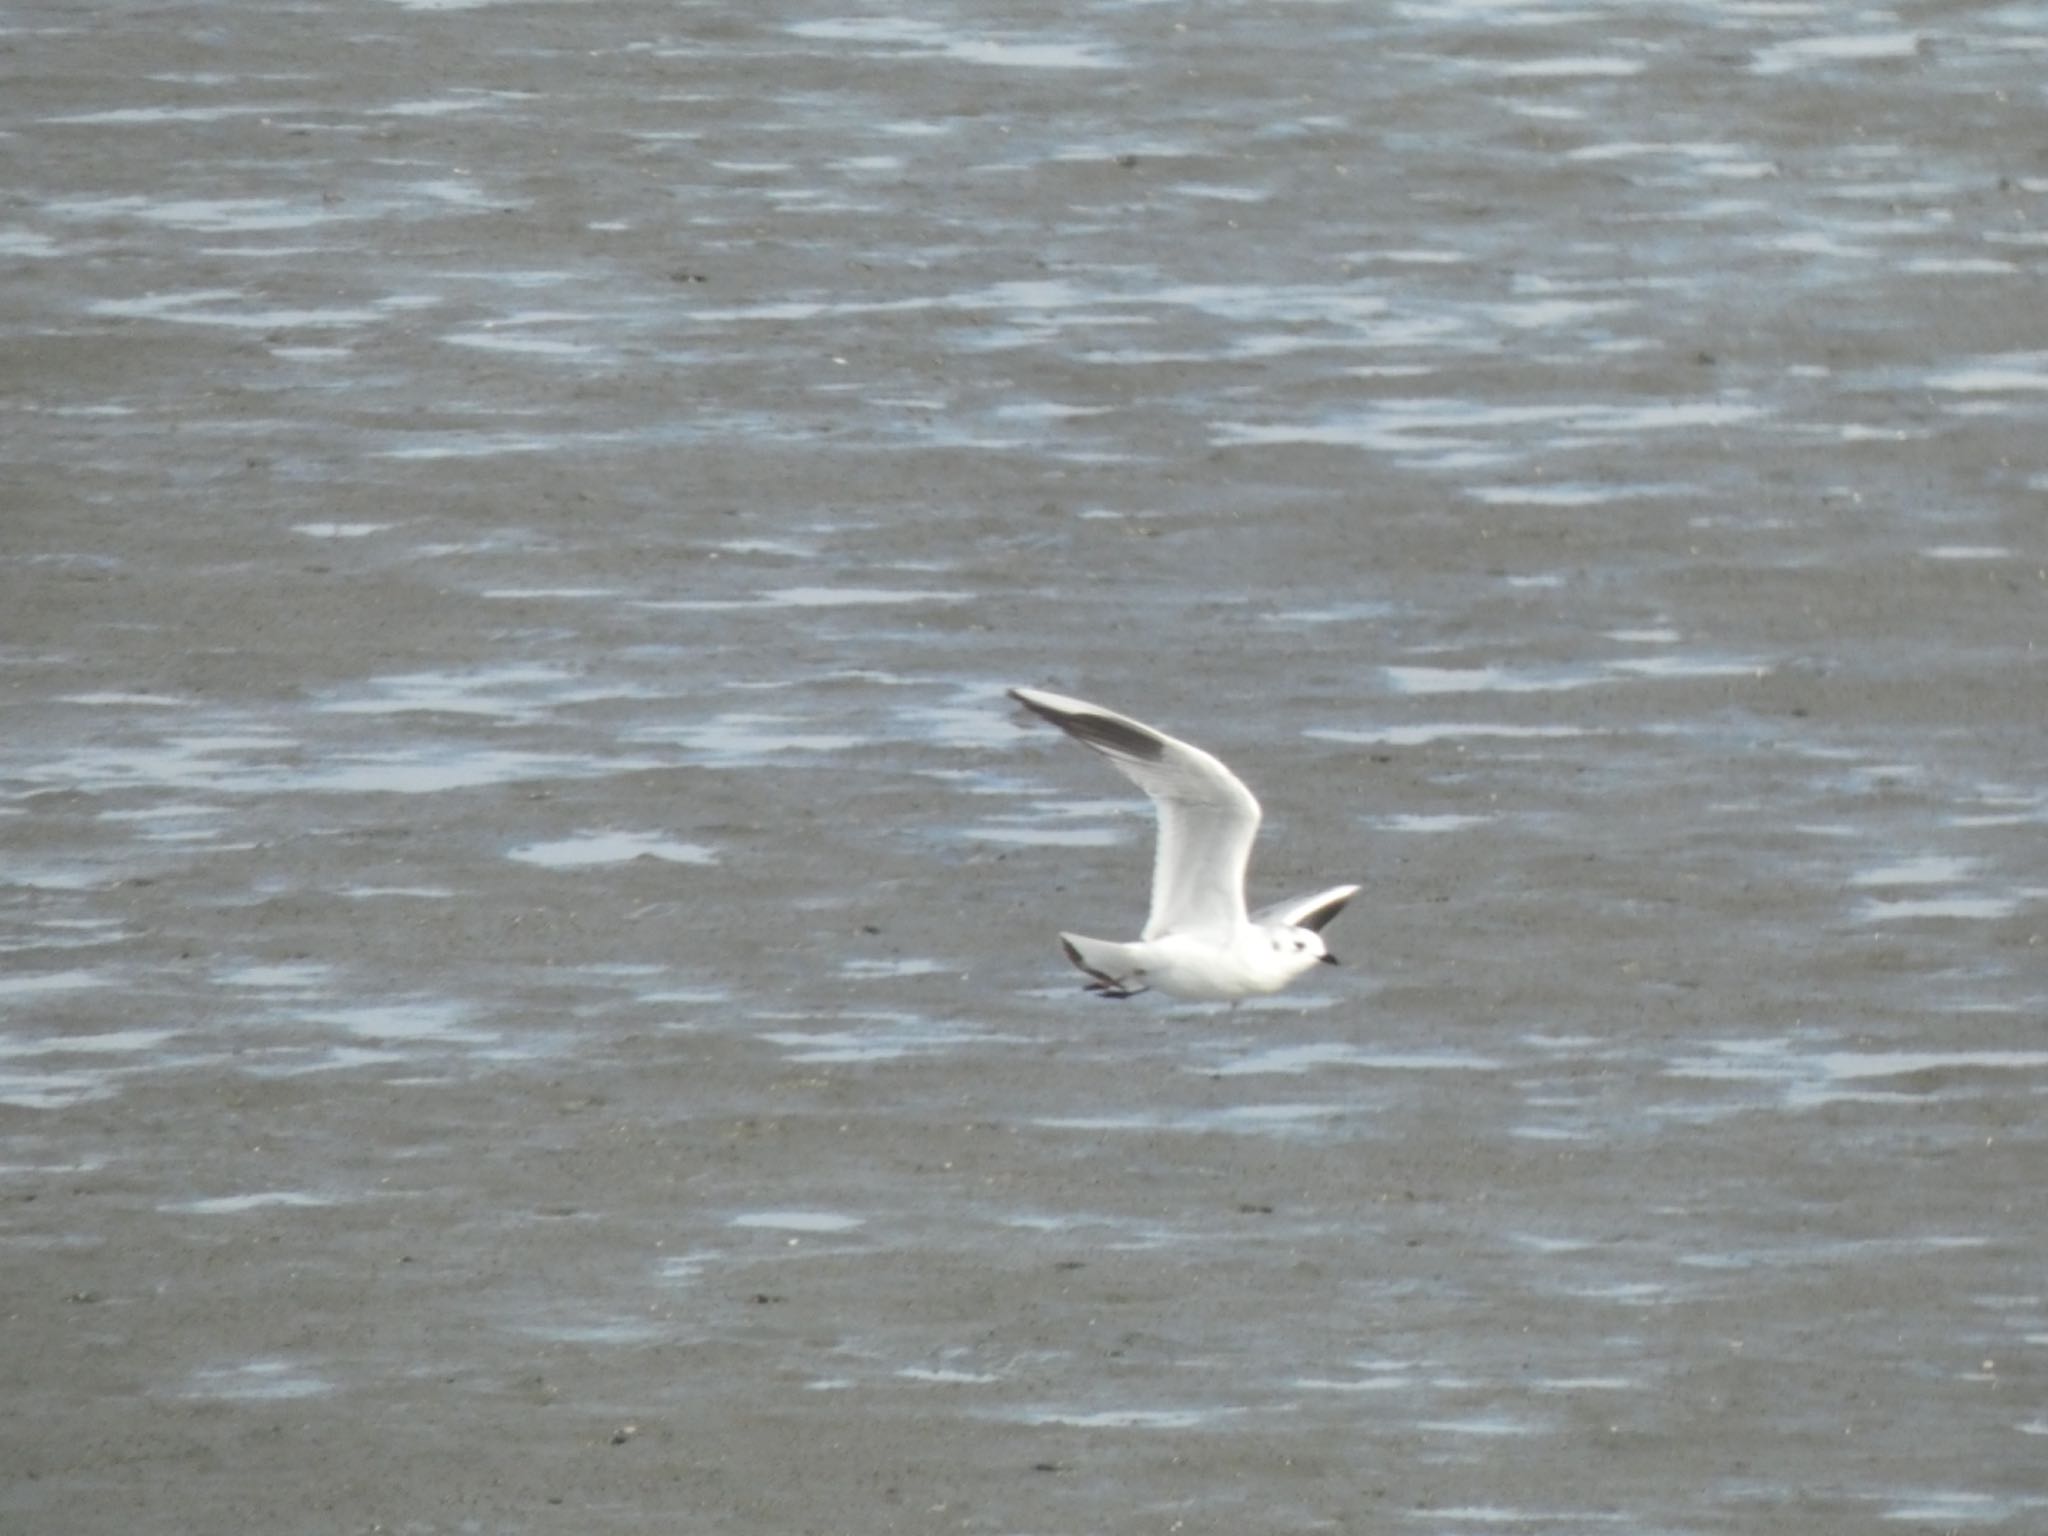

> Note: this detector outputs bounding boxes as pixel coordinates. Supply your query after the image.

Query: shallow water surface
[4,1,2045,1533]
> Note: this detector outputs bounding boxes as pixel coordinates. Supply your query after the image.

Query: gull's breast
[1142,929,1295,1001]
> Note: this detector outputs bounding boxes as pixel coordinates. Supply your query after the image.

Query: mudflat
[4,5,2045,1533]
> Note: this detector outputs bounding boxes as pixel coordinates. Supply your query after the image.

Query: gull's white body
[1008,687,1359,1002]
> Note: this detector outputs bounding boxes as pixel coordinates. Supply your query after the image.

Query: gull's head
[1275,925,1339,975]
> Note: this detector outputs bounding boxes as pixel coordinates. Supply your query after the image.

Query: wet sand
[5,3,2047,1532]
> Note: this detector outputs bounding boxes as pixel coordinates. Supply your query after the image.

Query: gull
[1008,687,1359,1002]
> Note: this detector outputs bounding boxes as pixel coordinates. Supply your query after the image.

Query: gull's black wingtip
[1007,686,1056,720]
[1297,886,1359,934]
[1009,687,1167,764]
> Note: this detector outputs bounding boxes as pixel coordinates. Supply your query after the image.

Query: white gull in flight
[1008,687,1359,1002]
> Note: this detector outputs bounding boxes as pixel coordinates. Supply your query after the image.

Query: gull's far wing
[1251,884,1360,933]
[1009,687,1260,939]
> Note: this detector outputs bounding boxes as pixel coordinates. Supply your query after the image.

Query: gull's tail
[1059,933,1148,999]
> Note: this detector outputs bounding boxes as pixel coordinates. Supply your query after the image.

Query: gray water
[4,3,2046,1532]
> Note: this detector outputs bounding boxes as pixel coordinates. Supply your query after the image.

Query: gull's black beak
[1319,952,1340,966]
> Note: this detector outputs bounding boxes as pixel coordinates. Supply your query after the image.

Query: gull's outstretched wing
[1009,687,1260,939]
[1251,884,1360,933]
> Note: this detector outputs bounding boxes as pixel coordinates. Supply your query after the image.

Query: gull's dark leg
[1062,937,1146,999]
[1083,978,1149,1000]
